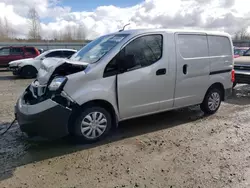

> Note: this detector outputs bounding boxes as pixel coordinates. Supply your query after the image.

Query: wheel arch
[68,99,118,134]
[205,82,225,101]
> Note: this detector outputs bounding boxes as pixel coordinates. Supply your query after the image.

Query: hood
[234,56,250,65]
[37,58,88,85]
[9,58,34,66]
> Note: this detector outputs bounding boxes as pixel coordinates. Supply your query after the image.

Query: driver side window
[103,34,163,77]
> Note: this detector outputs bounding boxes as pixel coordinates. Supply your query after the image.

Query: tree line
[0,8,86,42]
[1,7,250,42]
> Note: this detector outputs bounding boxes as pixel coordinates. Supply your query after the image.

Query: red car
[0,46,40,67]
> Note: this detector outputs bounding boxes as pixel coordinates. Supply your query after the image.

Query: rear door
[45,51,63,58]
[207,35,233,74]
[207,35,233,88]
[174,33,210,108]
[9,47,24,62]
[62,51,76,59]
[0,48,10,67]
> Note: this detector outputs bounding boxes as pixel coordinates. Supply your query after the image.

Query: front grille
[234,65,250,71]
[23,81,50,105]
[235,74,250,84]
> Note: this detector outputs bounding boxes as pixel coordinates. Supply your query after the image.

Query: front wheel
[73,107,112,143]
[200,88,222,115]
[20,66,37,79]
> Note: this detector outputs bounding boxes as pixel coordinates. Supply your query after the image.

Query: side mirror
[117,54,137,73]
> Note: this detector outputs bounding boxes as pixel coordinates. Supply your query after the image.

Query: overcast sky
[0,0,250,39]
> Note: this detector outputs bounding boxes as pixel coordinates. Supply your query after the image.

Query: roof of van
[113,28,231,38]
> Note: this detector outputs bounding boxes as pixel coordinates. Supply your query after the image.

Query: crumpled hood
[8,58,34,66]
[234,56,250,65]
[37,58,88,85]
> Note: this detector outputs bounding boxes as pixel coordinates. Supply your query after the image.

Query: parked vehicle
[233,47,250,87]
[9,49,77,78]
[0,46,40,67]
[234,46,249,58]
[38,48,45,54]
[15,29,233,142]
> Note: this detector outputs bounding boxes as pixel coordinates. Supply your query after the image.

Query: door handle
[156,68,166,76]
[183,64,188,74]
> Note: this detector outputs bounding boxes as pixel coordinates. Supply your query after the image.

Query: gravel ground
[0,71,250,188]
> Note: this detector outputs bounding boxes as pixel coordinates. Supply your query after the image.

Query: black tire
[26,132,37,138]
[74,106,112,143]
[232,82,237,88]
[20,66,37,79]
[200,88,222,115]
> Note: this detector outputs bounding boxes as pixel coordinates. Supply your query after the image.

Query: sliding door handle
[183,64,188,74]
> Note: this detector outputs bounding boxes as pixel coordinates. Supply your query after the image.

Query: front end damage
[15,58,88,139]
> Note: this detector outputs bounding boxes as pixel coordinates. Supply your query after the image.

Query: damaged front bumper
[15,89,72,139]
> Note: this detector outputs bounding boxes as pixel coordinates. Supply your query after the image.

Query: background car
[8,49,77,78]
[0,46,40,67]
[234,46,249,58]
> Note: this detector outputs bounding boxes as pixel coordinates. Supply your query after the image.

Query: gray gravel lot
[0,71,250,188]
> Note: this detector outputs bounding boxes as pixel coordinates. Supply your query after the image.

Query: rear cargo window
[208,36,231,56]
[25,48,37,55]
[177,34,208,58]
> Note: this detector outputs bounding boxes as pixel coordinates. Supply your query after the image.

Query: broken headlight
[48,76,67,91]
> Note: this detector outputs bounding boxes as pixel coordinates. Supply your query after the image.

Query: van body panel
[64,72,119,117]
[16,29,233,139]
[117,32,175,119]
[207,35,233,90]
[173,33,210,107]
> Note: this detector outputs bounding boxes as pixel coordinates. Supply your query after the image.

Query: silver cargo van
[15,29,233,142]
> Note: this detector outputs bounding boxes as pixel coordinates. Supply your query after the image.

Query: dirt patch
[0,71,250,188]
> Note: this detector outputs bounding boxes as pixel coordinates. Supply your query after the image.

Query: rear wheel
[74,106,112,143]
[200,88,222,115]
[20,66,37,79]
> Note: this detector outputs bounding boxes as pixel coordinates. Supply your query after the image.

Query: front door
[174,33,210,108]
[117,34,175,120]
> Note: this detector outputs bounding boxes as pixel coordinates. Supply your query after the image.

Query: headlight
[48,77,67,91]
[9,62,21,67]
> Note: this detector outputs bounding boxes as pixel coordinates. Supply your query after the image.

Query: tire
[200,88,222,115]
[232,82,237,88]
[20,66,37,79]
[74,106,112,143]
[26,132,37,138]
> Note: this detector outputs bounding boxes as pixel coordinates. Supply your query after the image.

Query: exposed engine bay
[23,59,88,108]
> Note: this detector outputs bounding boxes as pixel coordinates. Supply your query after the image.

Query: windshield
[234,49,248,56]
[70,34,129,63]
